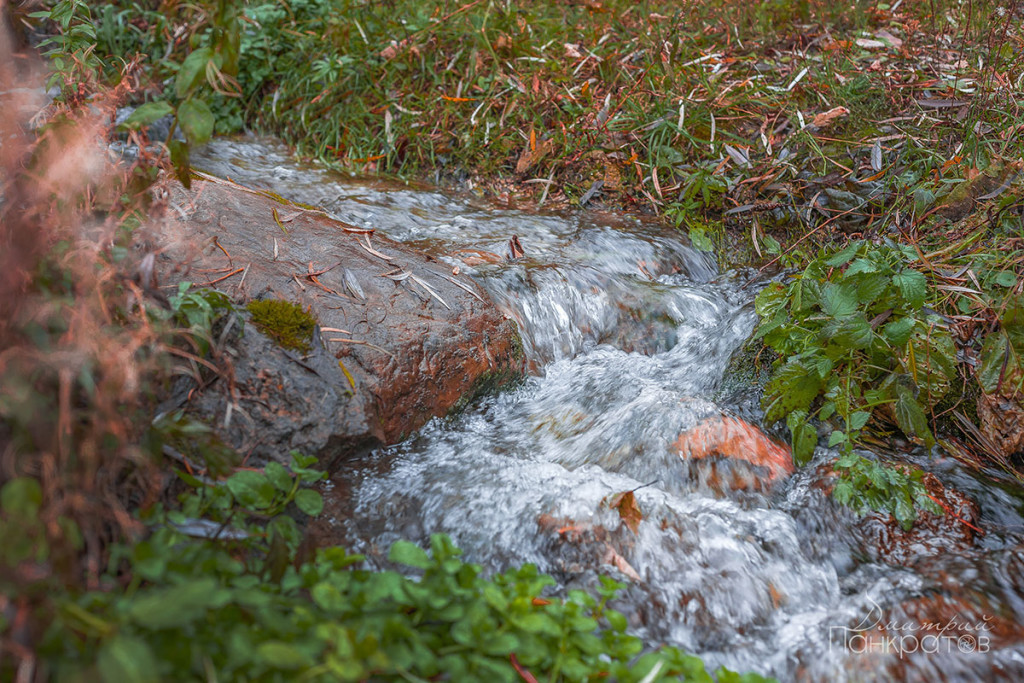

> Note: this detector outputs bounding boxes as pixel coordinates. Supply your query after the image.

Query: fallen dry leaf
[810,106,850,130]
[602,546,641,581]
[507,235,525,260]
[874,29,903,50]
[515,138,554,174]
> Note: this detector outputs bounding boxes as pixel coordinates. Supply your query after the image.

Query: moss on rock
[246,299,316,353]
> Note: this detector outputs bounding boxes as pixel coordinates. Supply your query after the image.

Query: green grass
[85,1,1021,260]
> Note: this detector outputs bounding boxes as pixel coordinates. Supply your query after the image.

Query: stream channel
[193,139,1024,682]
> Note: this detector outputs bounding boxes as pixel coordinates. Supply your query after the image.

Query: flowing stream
[194,139,1024,682]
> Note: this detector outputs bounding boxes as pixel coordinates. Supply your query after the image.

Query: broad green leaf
[892,269,927,308]
[995,270,1018,288]
[294,488,323,516]
[226,470,276,509]
[829,314,873,349]
[1002,300,1024,347]
[361,571,406,604]
[907,328,957,405]
[257,641,314,670]
[820,283,858,319]
[177,98,215,146]
[832,479,855,506]
[828,430,847,447]
[264,461,292,493]
[846,258,879,276]
[787,412,817,465]
[754,282,788,319]
[168,139,190,188]
[511,612,560,635]
[893,497,916,531]
[764,360,822,424]
[119,101,174,131]
[97,635,159,683]
[913,187,935,214]
[688,226,714,251]
[825,241,862,267]
[806,354,835,379]
[175,47,214,98]
[882,317,916,347]
[849,411,871,431]
[853,272,889,306]
[977,330,1016,394]
[835,452,860,468]
[126,578,220,628]
[311,582,347,612]
[892,388,932,446]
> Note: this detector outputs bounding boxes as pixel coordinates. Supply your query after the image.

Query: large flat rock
[156,174,523,469]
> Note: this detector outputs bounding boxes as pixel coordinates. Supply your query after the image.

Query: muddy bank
[154,174,524,469]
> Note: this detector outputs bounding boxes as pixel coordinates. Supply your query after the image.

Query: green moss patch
[246,299,316,354]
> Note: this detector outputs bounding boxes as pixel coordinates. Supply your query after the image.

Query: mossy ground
[246,299,317,354]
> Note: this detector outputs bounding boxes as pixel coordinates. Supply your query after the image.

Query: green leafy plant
[756,239,957,463]
[755,240,959,520]
[2,460,772,683]
[110,0,244,186]
[977,296,1024,398]
[831,453,943,530]
[29,0,102,91]
[167,282,236,355]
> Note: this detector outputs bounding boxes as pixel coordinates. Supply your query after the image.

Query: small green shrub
[831,453,943,530]
[168,282,236,355]
[755,240,958,522]
[1,455,773,683]
[756,239,957,463]
[247,298,317,354]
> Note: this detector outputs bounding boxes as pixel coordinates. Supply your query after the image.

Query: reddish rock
[671,415,794,490]
[154,175,523,469]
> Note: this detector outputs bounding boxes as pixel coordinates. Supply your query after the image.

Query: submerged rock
[857,471,980,566]
[814,462,980,566]
[154,174,524,469]
[672,414,794,490]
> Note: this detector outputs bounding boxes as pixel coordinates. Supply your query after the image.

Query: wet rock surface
[155,176,523,469]
[672,413,794,491]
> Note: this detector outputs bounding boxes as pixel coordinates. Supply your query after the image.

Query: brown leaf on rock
[603,490,643,534]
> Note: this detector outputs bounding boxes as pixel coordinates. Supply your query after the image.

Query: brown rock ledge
[154,173,524,469]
